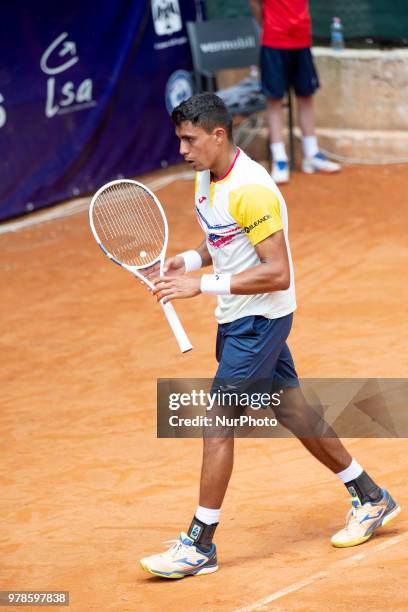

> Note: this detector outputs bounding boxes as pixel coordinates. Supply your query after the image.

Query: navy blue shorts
[213,314,298,395]
[260,46,320,99]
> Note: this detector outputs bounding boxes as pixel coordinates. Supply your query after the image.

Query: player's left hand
[152,275,201,303]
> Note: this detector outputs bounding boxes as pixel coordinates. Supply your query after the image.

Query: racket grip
[161,301,193,353]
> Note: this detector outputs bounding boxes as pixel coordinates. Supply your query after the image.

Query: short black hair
[171,92,233,141]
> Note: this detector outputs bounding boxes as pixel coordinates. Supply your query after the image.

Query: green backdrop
[205,0,251,20]
[310,0,408,44]
[205,0,408,45]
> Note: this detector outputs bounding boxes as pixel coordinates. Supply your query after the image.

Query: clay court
[1,163,407,610]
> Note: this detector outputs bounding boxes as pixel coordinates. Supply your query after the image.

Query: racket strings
[92,183,165,267]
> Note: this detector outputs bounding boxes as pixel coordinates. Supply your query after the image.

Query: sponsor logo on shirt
[198,196,207,204]
[244,214,272,234]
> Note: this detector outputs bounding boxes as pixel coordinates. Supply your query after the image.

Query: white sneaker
[331,489,401,548]
[140,532,218,578]
[302,152,341,174]
[271,160,290,184]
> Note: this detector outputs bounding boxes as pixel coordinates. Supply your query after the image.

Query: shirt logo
[198,196,207,204]
[244,214,272,234]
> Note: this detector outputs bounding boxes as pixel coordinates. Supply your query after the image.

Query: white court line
[0,171,194,236]
[235,532,407,612]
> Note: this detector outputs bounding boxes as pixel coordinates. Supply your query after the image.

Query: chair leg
[287,89,295,170]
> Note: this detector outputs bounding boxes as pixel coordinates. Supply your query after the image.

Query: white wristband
[177,250,202,272]
[201,273,231,295]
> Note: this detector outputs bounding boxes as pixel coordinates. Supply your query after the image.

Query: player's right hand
[139,256,186,290]
[163,256,186,277]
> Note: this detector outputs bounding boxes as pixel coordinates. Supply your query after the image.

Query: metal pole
[287,89,295,170]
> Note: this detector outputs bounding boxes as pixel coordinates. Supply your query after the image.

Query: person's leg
[274,352,383,493]
[185,328,238,555]
[199,436,234,509]
[276,383,385,499]
[267,98,290,184]
[297,94,315,137]
[267,97,286,145]
[297,94,329,170]
[139,439,230,578]
[140,328,234,579]
[260,46,290,183]
[140,318,262,578]
[297,95,320,162]
[292,48,340,174]
[188,315,294,553]
[273,348,400,547]
[180,435,234,558]
[274,383,352,472]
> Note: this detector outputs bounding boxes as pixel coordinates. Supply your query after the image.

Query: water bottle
[249,65,259,81]
[331,17,344,50]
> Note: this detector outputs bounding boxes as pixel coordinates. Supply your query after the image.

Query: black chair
[186,17,295,168]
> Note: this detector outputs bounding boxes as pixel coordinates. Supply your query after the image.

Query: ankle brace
[345,471,383,504]
[187,516,218,551]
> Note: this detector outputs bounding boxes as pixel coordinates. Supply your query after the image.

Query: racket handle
[161,301,193,353]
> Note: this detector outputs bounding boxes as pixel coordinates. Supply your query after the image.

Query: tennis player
[140,93,400,578]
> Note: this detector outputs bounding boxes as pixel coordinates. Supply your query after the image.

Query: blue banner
[0,1,203,220]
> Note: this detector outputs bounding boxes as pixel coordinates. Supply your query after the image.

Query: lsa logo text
[151,0,182,36]
[40,32,96,118]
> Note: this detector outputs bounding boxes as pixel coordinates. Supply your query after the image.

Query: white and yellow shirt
[194,148,296,324]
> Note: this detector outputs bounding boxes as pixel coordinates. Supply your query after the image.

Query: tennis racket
[89,179,193,353]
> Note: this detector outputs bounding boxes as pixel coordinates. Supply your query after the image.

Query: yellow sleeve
[228,184,283,246]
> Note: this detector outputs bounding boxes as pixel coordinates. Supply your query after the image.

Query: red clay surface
[1,164,407,611]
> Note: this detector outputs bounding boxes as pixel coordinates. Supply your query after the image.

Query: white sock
[336,458,363,483]
[195,505,221,525]
[302,135,319,159]
[270,142,288,162]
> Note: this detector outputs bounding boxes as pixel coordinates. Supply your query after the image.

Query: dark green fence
[205,0,408,46]
[310,0,408,45]
[205,0,251,19]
